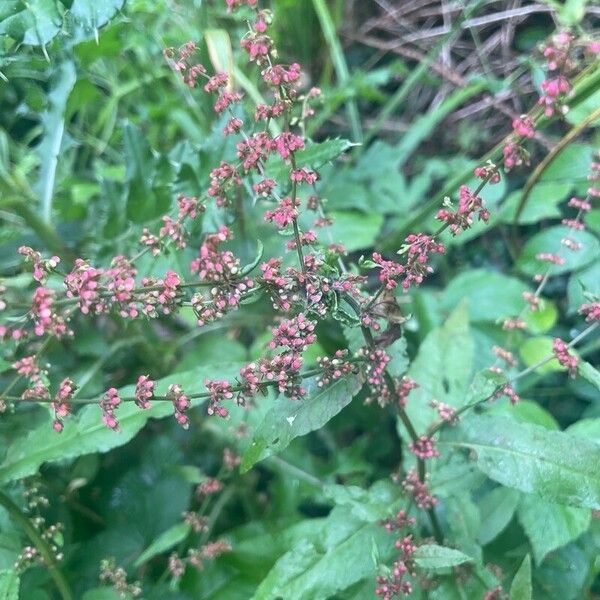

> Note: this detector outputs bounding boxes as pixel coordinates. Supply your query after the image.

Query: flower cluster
[553,338,578,377]
[436,184,490,234]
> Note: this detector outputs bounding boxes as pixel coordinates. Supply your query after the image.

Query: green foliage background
[0,1,599,598]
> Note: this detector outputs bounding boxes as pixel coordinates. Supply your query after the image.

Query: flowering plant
[0,1,599,598]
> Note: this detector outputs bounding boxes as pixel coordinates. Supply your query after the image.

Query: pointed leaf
[509,555,532,600]
[412,544,472,570]
[443,415,600,508]
[241,375,363,472]
[517,495,590,564]
[134,522,191,567]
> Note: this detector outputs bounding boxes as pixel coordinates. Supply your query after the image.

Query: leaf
[478,487,521,545]
[567,261,600,313]
[566,418,600,440]
[509,555,532,600]
[261,522,389,600]
[0,362,244,484]
[578,362,600,390]
[443,414,600,508]
[81,588,123,600]
[445,495,482,562]
[133,522,191,567]
[35,60,77,222]
[501,183,571,224]
[69,0,124,36]
[240,375,363,472]
[251,540,317,600]
[404,304,474,433]
[0,0,62,46]
[0,569,19,600]
[412,544,472,570]
[522,298,557,334]
[323,480,399,523]
[519,337,562,374]
[267,139,354,182]
[205,29,234,85]
[517,226,599,276]
[517,495,590,564]
[441,270,529,322]
[486,400,559,430]
[326,211,384,251]
[533,543,588,600]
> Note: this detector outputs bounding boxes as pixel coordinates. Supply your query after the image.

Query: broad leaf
[442,414,600,508]
[0,362,244,484]
[441,270,528,323]
[241,375,363,472]
[478,487,521,545]
[517,226,599,276]
[133,522,191,567]
[412,544,472,570]
[404,304,474,434]
[247,508,393,600]
[517,495,591,564]
[509,555,532,600]
[323,480,399,523]
[0,570,19,600]
[266,139,353,183]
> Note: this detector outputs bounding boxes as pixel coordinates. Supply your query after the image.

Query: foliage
[0,1,599,599]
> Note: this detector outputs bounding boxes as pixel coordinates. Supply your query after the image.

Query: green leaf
[69,0,124,35]
[404,304,474,433]
[486,400,559,430]
[205,29,234,80]
[567,261,600,313]
[501,183,571,224]
[578,362,600,390]
[412,544,472,570]
[250,510,392,600]
[509,555,532,600]
[522,298,557,334]
[0,569,19,600]
[517,495,591,564]
[240,374,363,472]
[35,60,77,222]
[517,226,599,276]
[0,362,244,484]
[133,522,191,567]
[267,139,353,182]
[81,588,123,600]
[478,487,521,545]
[445,495,482,562]
[251,540,317,600]
[323,480,399,523]
[566,418,600,440]
[441,270,529,322]
[519,337,562,374]
[0,0,62,46]
[443,414,600,508]
[326,211,384,252]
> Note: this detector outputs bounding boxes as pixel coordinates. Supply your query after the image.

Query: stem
[343,293,443,542]
[3,362,365,406]
[0,490,73,600]
[292,219,306,273]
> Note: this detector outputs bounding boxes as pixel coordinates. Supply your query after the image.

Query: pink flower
[264,197,300,229]
[135,375,154,409]
[553,338,578,377]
